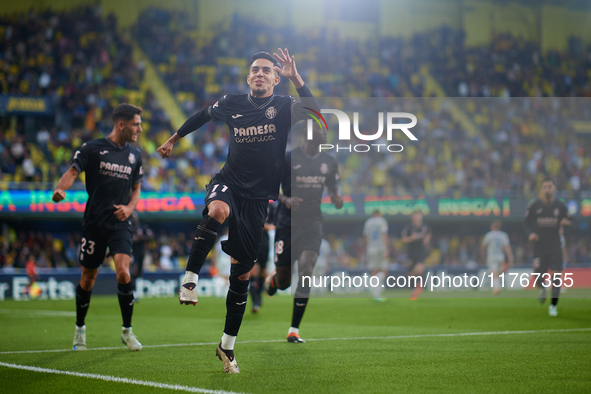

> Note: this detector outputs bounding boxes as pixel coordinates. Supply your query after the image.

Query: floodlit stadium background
[2,0,590,298]
[1,1,591,392]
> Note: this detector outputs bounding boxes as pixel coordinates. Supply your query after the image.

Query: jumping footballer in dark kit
[53,103,144,351]
[157,48,317,373]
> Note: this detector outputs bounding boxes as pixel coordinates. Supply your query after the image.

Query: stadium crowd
[133,10,591,196]
[2,8,591,273]
[3,222,591,273]
[0,6,171,188]
[2,8,591,197]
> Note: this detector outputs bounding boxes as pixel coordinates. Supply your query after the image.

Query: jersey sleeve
[380,218,388,234]
[132,150,143,185]
[524,200,536,235]
[290,85,319,125]
[208,94,229,122]
[324,157,340,194]
[280,151,292,196]
[502,232,510,247]
[71,142,92,173]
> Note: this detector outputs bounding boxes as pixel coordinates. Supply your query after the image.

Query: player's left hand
[332,195,344,209]
[273,48,302,85]
[113,204,133,221]
[560,218,571,226]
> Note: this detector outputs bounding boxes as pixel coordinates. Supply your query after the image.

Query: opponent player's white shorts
[486,257,504,272]
[216,254,232,277]
[367,249,388,271]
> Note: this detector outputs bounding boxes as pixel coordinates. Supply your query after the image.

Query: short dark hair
[248,51,281,71]
[112,103,143,123]
[542,177,556,186]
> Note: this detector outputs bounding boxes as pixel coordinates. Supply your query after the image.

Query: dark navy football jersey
[276,147,339,228]
[208,93,305,200]
[401,224,430,260]
[71,138,143,230]
[524,199,570,255]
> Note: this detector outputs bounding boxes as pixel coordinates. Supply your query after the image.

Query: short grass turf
[1,294,590,393]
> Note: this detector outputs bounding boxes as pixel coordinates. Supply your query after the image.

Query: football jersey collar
[106,137,128,149]
[247,93,275,109]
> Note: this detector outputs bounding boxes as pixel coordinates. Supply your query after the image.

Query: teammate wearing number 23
[157,49,317,373]
[53,104,144,351]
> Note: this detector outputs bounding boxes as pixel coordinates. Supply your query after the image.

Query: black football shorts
[204,176,268,269]
[532,252,563,273]
[274,218,323,267]
[79,225,133,269]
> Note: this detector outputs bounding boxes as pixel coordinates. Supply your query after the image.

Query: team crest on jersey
[554,208,559,216]
[265,106,277,119]
[128,153,136,164]
[320,163,328,174]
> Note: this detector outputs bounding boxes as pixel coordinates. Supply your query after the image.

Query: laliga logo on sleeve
[304,107,418,153]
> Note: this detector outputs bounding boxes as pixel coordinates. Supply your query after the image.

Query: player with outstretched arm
[157,49,317,373]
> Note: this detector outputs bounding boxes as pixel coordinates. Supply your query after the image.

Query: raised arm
[157,106,214,159]
[274,48,304,89]
[273,48,320,124]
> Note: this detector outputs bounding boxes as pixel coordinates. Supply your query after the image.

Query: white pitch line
[0,308,75,317]
[0,362,246,394]
[1,327,589,355]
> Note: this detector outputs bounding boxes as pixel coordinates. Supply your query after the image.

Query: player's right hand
[52,189,66,203]
[528,233,539,242]
[157,141,173,158]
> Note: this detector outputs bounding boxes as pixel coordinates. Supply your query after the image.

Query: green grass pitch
[1,294,590,393]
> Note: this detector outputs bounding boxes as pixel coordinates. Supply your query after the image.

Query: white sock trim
[288,327,299,335]
[183,271,199,284]
[221,333,236,350]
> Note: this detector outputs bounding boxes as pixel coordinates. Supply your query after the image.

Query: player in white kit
[480,220,514,295]
[363,210,389,301]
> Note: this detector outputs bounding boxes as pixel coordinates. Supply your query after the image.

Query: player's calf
[182,215,223,297]
[265,271,277,296]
